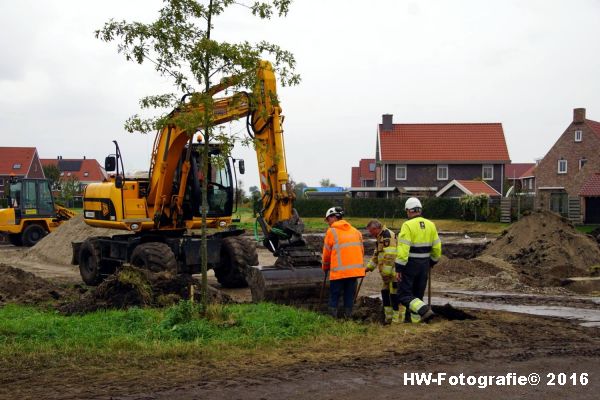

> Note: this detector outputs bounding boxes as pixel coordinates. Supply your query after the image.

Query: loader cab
[7,178,55,223]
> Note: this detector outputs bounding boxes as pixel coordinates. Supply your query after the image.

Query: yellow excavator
[0,177,75,246]
[73,60,323,302]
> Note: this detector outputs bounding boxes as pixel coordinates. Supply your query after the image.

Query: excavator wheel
[214,236,254,288]
[21,224,47,247]
[79,239,104,286]
[130,242,177,274]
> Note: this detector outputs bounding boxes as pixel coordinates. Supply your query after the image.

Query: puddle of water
[442,290,600,304]
[432,297,600,328]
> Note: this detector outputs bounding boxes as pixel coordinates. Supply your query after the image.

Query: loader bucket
[246,264,327,307]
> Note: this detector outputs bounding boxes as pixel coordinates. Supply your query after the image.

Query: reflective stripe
[381,265,394,275]
[330,228,343,268]
[324,244,332,251]
[408,252,431,259]
[409,298,425,313]
[411,242,435,247]
[432,238,441,246]
[383,247,397,254]
[338,241,363,249]
[398,238,412,246]
[430,255,440,262]
[395,258,407,266]
[331,263,365,272]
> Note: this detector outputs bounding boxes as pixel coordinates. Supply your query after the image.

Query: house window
[368,163,375,172]
[528,179,533,190]
[12,163,21,169]
[396,165,407,181]
[60,172,64,177]
[579,158,587,170]
[558,159,567,174]
[437,165,448,180]
[83,172,89,177]
[575,130,582,142]
[482,164,494,180]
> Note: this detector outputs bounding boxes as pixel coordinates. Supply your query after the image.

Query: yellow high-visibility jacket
[395,216,441,268]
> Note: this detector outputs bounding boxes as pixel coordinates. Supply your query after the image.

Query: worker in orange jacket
[322,206,365,318]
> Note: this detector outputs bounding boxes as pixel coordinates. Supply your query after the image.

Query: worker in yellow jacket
[365,219,405,324]
[322,206,365,318]
[395,197,441,323]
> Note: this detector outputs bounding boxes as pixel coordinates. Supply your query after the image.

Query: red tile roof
[437,179,501,197]
[579,173,600,196]
[586,119,600,138]
[0,147,37,176]
[351,167,360,187]
[359,159,376,181]
[379,123,510,163]
[520,164,536,178]
[505,163,536,179]
[41,158,107,182]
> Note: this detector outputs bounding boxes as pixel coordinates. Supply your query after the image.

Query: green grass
[0,303,367,360]
[576,225,600,234]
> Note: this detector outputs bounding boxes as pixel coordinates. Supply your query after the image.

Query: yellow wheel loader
[72,61,325,303]
[0,177,75,246]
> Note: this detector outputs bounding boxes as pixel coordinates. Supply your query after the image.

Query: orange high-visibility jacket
[322,220,366,280]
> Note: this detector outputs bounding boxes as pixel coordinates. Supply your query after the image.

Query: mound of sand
[24,215,122,265]
[483,210,600,286]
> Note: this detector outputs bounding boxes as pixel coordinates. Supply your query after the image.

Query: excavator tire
[79,239,104,286]
[21,224,47,247]
[237,236,259,266]
[130,242,177,274]
[214,236,252,288]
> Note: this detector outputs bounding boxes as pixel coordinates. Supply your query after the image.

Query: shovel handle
[354,276,365,302]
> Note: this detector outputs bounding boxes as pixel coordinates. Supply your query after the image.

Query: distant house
[375,114,511,197]
[505,163,536,194]
[0,147,45,198]
[535,108,600,223]
[436,179,501,198]
[350,159,376,187]
[41,156,107,191]
[303,187,348,201]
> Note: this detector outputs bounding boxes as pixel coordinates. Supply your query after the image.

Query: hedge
[294,197,462,220]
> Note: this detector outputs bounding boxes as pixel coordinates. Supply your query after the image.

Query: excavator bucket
[245,246,327,307]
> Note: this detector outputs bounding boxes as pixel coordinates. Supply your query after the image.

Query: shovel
[353,276,365,302]
[319,270,328,305]
[428,266,432,307]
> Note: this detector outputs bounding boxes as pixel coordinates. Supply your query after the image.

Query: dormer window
[84,172,89,177]
[575,130,582,142]
[12,163,21,169]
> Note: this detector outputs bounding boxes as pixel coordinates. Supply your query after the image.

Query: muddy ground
[1,210,599,399]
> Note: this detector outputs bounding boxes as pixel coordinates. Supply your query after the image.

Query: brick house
[375,114,511,197]
[40,156,107,191]
[535,108,600,223]
[0,147,45,198]
[350,158,376,187]
[505,163,536,194]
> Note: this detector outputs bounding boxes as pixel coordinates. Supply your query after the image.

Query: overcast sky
[1,0,599,190]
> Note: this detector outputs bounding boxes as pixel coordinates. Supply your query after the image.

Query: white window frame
[482,164,494,180]
[575,130,582,142]
[395,165,407,181]
[437,164,448,181]
[558,159,567,174]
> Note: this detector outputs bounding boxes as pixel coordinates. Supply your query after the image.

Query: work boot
[384,306,393,324]
[328,307,338,318]
[343,307,353,319]
[391,309,401,324]
[418,305,435,323]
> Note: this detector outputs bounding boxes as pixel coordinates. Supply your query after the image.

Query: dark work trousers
[329,277,358,309]
[397,259,429,307]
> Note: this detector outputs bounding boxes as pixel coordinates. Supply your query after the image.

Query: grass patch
[576,224,600,234]
[0,303,368,361]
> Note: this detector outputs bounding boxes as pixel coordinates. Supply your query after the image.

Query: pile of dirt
[60,265,232,314]
[24,215,121,265]
[0,263,78,305]
[483,210,600,286]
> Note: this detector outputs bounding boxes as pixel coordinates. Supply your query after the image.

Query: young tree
[96,0,299,311]
[43,164,61,190]
[319,178,336,187]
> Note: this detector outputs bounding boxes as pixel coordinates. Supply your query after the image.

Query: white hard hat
[325,206,344,219]
[405,197,422,211]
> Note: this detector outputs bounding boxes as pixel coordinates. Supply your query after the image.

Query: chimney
[83,156,86,160]
[382,114,393,131]
[573,108,586,124]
